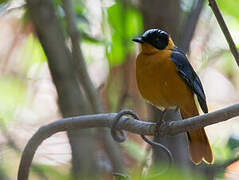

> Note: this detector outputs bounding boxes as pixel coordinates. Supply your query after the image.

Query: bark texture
[26,0,98,179]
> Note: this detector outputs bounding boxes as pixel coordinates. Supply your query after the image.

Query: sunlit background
[0,0,239,179]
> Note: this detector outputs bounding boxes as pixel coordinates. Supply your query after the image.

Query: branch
[217,156,239,169]
[167,103,239,135]
[62,0,102,113]
[208,0,239,67]
[180,0,204,53]
[61,0,125,174]
[18,103,239,180]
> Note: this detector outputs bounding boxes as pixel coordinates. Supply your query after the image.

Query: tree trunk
[150,107,190,174]
[140,0,182,42]
[26,0,98,179]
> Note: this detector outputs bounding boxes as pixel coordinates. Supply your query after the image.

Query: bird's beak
[132,37,144,43]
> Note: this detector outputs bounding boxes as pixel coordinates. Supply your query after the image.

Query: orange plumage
[133,29,213,164]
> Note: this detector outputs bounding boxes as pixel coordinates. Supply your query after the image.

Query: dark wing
[171,47,208,113]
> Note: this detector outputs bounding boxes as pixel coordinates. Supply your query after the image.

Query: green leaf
[106,32,126,66]
[74,1,89,24]
[213,143,232,163]
[108,2,125,36]
[73,0,90,30]
[125,7,143,53]
[81,31,103,44]
[30,164,70,180]
[216,52,237,75]
[0,77,26,123]
[217,0,239,21]
[227,135,239,151]
[0,0,9,13]
[106,1,143,66]
[113,173,131,180]
[20,34,47,71]
[125,8,143,39]
[52,0,61,6]
[0,0,9,4]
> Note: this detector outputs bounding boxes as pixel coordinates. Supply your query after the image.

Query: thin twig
[18,103,239,180]
[140,135,173,174]
[217,156,239,169]
[111,109,173,178]
[208,0,239,67]
[111,109,173,175]
[111,110,128,142]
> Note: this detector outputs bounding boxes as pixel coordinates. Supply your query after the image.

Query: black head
[132,29,169,50]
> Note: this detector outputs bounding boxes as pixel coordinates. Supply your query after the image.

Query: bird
[132,29,213,164]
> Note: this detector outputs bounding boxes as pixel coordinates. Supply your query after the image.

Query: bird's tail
[181,109,213,164]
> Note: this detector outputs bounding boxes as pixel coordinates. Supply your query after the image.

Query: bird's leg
[174,107,180,115]
[155,108,169,137]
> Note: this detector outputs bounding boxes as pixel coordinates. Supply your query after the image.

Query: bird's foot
[155,109,169,137]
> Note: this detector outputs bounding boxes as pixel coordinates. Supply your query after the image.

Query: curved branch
[18,103,239,180]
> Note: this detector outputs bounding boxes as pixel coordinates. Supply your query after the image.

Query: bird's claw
[155,109,169,137]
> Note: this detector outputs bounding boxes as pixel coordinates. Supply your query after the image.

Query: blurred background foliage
[0,0,238,179]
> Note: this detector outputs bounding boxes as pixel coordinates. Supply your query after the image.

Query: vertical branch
[62,0,102,113]
[61,0,125,175]
[208,0,239,66]
[116,57,131,111]
[180,0,204,53]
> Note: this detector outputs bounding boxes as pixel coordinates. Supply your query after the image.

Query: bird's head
[132,29,174,52]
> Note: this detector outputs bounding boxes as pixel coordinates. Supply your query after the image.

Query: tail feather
[201,128,214,163]
[181,107,213,164]
[187,129,213,164]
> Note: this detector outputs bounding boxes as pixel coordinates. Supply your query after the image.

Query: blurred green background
[0,0,239,179]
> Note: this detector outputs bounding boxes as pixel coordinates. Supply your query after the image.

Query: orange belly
[135,44,213,164]
[136,50,194,110]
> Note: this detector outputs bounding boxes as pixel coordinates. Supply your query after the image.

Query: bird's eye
[155,37,160,43]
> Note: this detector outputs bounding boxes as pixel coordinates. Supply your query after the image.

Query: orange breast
[136,45,194,110]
